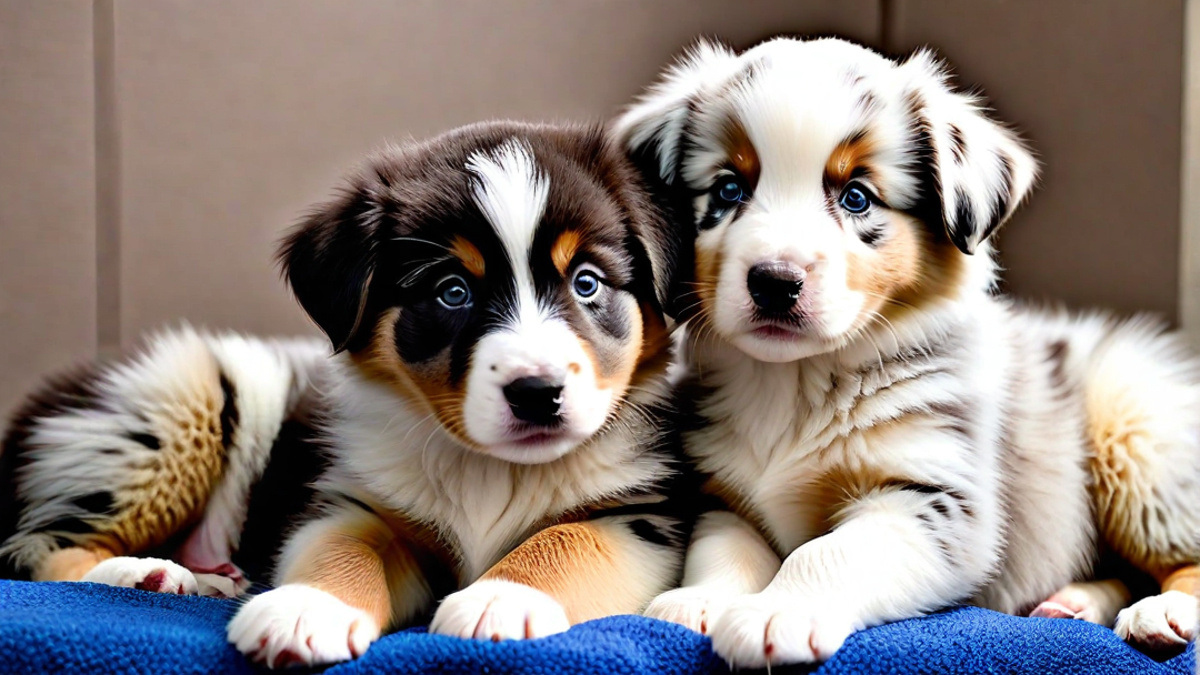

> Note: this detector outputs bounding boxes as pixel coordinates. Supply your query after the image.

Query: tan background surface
[0,0,1188,417]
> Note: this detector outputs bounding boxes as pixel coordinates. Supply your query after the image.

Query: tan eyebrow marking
[720,118,760,188]
[551,230,582,276]
[825,130,875,188]
[449,236,486,278]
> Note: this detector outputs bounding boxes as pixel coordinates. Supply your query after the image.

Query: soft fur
[1,120,694,669]
[0,326,329,597]
[616,36,1200,668]
[224,121,691,668]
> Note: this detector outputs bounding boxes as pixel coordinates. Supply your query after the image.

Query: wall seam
[93,0,120,358]
[1182,0,1199,344]
[879,0,895,54]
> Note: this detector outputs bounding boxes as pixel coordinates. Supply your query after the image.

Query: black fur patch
[71,492,116,515]
[41,517,94,535]
[627,518,674,547]
[857,223,885,247]
[218,373,239,450]
[126,431,161,450]
[949,187,976,253]
[232,416,329,583]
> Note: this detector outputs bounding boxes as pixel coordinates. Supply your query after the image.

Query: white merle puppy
[226,121,691,668]
[616,37,1200,667]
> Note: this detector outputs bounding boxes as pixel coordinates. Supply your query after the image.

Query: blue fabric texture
[0,580,1193,674]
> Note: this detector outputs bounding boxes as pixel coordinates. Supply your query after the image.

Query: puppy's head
[282,122,674,463]
[616,37,1038,362]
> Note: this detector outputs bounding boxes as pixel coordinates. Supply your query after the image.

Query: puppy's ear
[624,197,688,319]
[612,39,738,320]
[612,38,741,186]
[278,182,381,353]
[899,50,1039,255]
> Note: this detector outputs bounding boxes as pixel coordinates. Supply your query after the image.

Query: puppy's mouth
[505,423,570,446]
[747,312,810,341]
[749,323,803,341]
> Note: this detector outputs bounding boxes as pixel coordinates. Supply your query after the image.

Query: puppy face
[617,38,1038,362]
[282,123,672,463]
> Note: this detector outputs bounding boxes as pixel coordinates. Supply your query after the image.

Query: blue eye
[839,184,872,214]
[436,275,471,309]
[712,179,747,207]
[572,268,602,299]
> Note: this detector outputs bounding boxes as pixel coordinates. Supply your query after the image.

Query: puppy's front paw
[430,579,569,642]
[227,584,380,668]
[1115,590,1198,655]
[644,586,734,635]
[709,593,857,667]
[81,556,197,595]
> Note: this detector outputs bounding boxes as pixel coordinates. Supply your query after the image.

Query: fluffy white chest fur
[690,295,1006,552]
[323,357,671,582]
[685,290,1200,618]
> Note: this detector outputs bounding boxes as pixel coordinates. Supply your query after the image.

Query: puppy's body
[618,37,1200,667]
[2,121,692,669]
[226,121,692,668]
[0,327,329,596]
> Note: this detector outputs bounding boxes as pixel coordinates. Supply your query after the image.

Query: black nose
[502,376,564,426]
[747,262,805,313]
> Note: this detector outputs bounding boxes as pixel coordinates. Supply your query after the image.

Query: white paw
[226,584,380,668]
[644,586,734,635]
[81,557,198,595]
[1115,590,1198,653]
[430,579,569,642]
[709,593,858,667]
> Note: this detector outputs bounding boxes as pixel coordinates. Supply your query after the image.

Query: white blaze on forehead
[466,139,549,324]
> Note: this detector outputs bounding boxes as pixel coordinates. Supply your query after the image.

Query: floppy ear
[898,50,1040,255]
[611,39,740,320]
[278,182,381,353]
[612,38,741,186]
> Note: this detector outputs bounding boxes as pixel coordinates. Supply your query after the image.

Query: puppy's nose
[747,262,805,313]
[502,376,564,426]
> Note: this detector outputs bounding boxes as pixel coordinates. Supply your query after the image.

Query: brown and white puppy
[616,37,1200,668]
[223,121,692,668]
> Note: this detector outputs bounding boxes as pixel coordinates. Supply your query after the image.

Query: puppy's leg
[645,511,781,635]
[33,547,113,582]
[31,544,200,595]
[1030,579,1131,625]
[1115,565,1200,654]
[431,515,681,641]
[1079,322,1200,653]
[227,502,434,668]
[709,480,989,668]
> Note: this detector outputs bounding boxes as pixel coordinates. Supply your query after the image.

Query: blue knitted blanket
[0,581,1192,674]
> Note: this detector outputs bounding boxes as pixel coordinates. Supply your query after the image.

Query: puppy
[224,121,691,668]
[615,37,1200,667]
[0,326,329,597]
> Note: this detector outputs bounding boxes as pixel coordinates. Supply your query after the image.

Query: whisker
[391,236,451,251]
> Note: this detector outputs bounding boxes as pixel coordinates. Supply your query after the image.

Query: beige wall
[0,0,1188,417]
[1,1,97,418]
